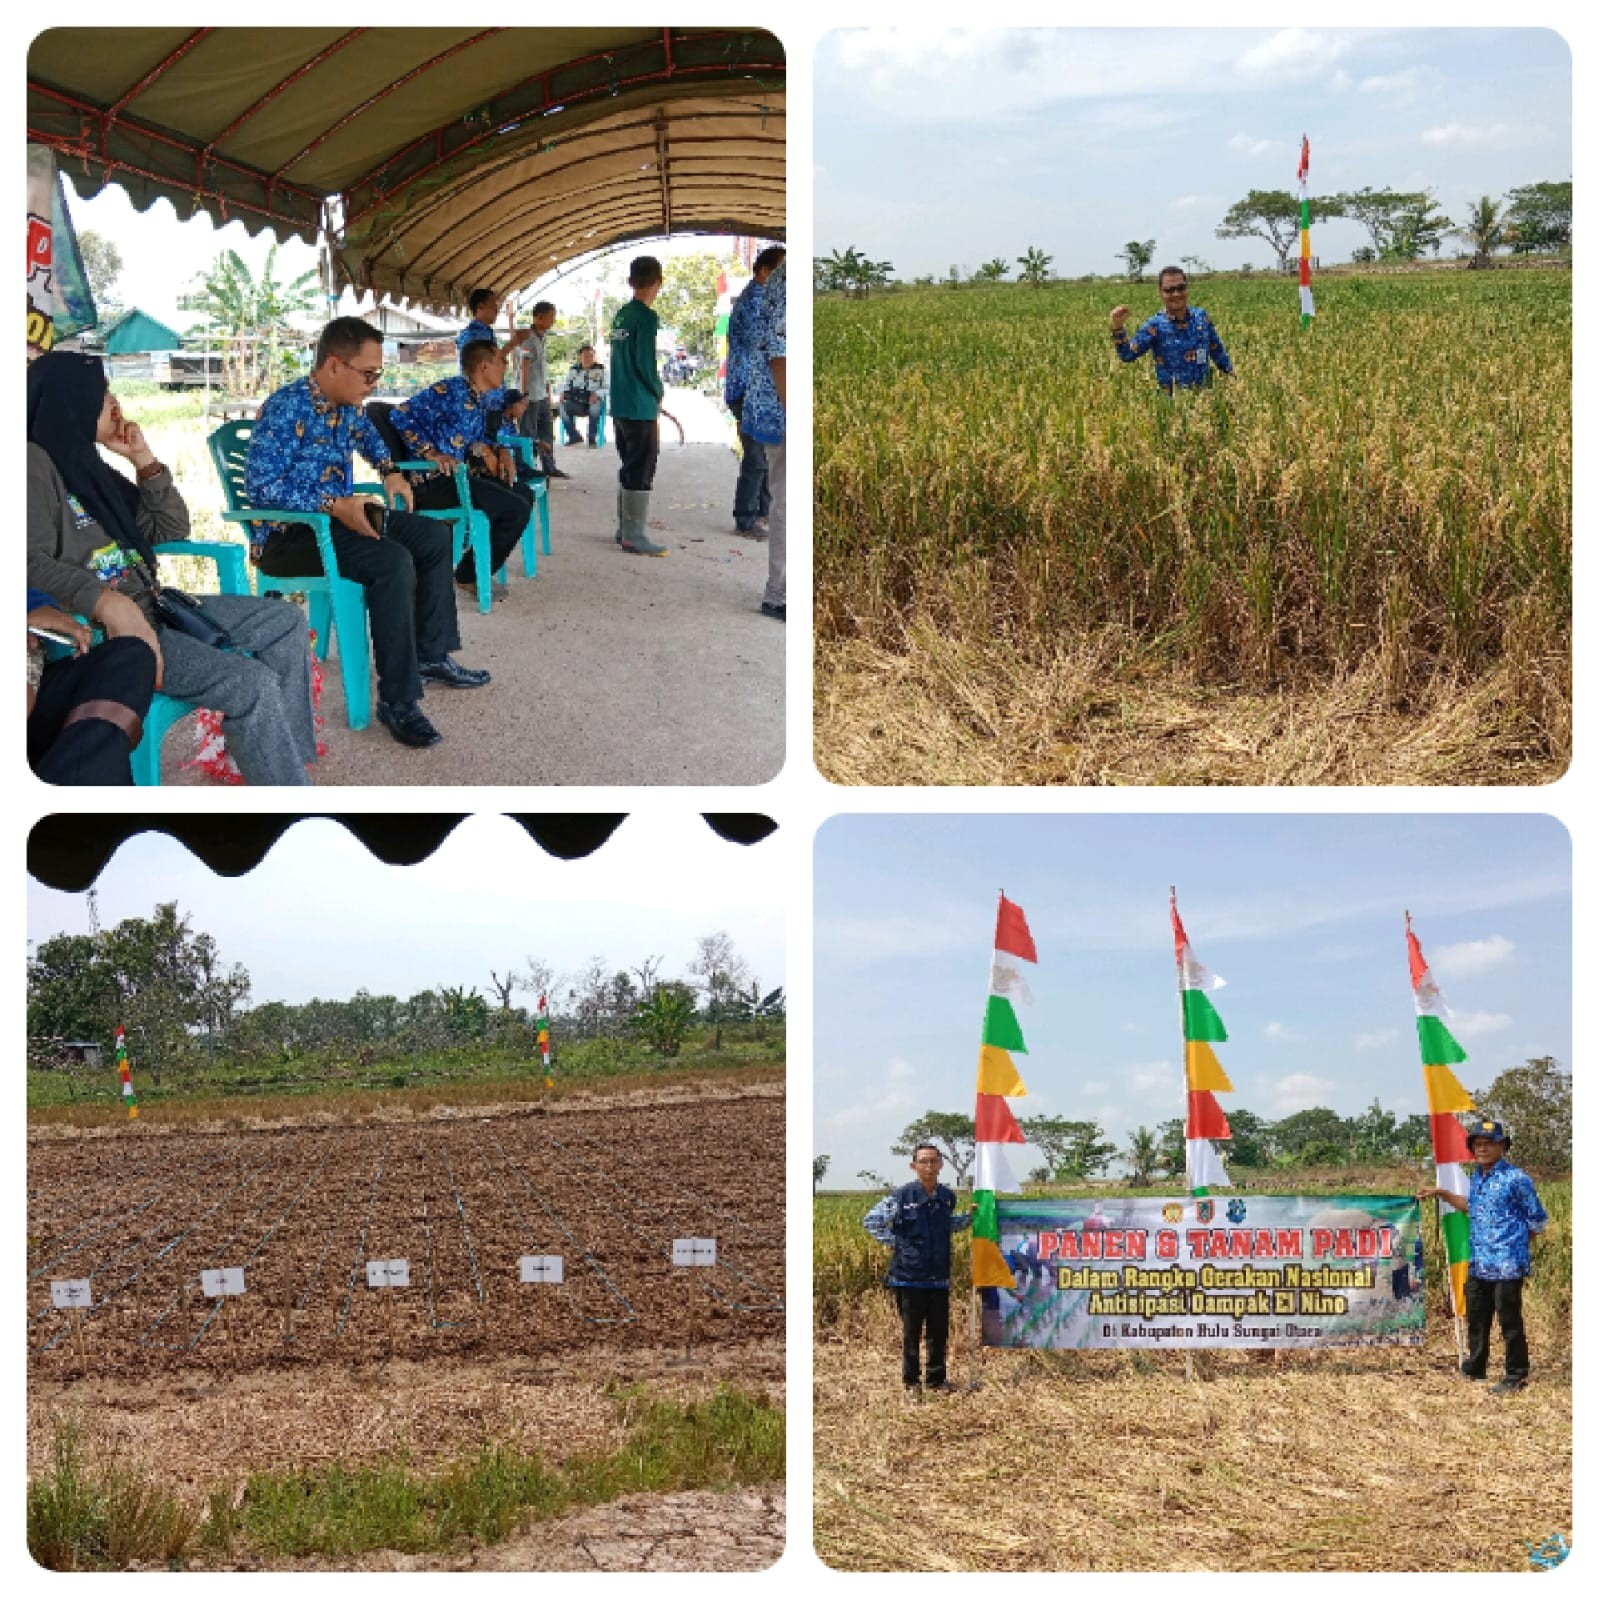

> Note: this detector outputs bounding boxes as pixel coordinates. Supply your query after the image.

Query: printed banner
[983,1194,1424,1349]
[27,143,97,354]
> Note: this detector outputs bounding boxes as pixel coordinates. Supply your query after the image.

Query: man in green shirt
[609,256,669,556]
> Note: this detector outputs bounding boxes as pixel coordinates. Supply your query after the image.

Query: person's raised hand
[1110,305,1131,331]
[104,415,156,468]
[27,605,93,654]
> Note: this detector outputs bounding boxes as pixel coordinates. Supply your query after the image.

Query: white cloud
[1128,1060,1182,1110]
[1431,935,1515,979]
[1359,68,1421,100]
[1263,1021,1302,1044]
[1169,194,1209,211]
[1330,68,1353,91]
[1422,121,1547,149]
[1355,1028,1401,1051]
[824,1054,921,1131]
[1229,132,1275,158]
[1268,1072,1339,1114]
[1449,1010,1514,1041]
[1235,29,1351,85]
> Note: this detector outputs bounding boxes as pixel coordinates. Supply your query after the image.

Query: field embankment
[815,271,1571,785]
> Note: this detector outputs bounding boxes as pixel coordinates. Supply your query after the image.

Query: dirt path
[159,387,785,786]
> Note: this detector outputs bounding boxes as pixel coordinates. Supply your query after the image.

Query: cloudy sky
[814,814,1570,1188]
[28,814,785,1010]
[816,27,1571,277]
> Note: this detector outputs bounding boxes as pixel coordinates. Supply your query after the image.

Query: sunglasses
[341,360,384,386]
[1160,283,1189,293]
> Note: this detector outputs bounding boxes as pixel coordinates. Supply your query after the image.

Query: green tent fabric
[27,27,785,313]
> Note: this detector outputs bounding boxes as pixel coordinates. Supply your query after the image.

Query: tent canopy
[28,27,785,313]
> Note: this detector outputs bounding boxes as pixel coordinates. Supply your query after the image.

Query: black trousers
[895,1286,950,1387]
[613,417,660,491]
[29,637,158,785]
[411,473,530,583]
[562,395,599,443]
[258,509,459,708]
[1464,1275,1530,1380]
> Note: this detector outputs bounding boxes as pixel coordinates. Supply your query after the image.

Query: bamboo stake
[74,1307,88,1379]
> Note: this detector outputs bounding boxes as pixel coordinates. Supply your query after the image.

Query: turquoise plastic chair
[560,394,607,447]
[207,418,373,732]
[366,403,493,615]
[495,431,552,569]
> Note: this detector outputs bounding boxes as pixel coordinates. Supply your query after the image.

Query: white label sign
[672,1237,717,1267]
[520,1255,565,1284]
[366,1259,411,1289]
[51,1279,92,1310]
[201,1267,247,1298]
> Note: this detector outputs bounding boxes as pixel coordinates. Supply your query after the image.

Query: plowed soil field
[28,1089,784,1381]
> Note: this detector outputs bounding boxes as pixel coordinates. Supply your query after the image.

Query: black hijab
[26,350,154,565]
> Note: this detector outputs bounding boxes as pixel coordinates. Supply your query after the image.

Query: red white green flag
[1406,912,1474,1315]
[972,893,1037,1290]
[1171,891,1232,1194]
[115,1023,137,1119]
[1297,134,1315,327]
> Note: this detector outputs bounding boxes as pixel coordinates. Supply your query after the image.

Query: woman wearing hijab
[27,352,317,785]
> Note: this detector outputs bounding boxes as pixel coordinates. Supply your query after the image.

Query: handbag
[152,588,235,650]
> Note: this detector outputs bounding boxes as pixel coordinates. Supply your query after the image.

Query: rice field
[814,268,1571,785]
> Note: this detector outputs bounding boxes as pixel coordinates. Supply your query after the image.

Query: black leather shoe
[376,701,442,748]
[545,467,571,480]
[761,602,786,622]
[419,656,491,689]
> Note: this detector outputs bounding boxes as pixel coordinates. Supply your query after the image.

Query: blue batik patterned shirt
[1467,1158,1548,1281]
[390,375,506,461]
[457,318,497,356]
[245,376,395,551]
[1114,307,1234,390]
[740,261,786,446]
[724,277,764,407]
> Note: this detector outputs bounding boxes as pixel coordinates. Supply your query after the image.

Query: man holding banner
[1421,1119,1548,1394]
[863,1144,972,1397]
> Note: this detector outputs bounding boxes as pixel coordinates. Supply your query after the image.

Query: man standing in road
[608,256,670,557]
[725,244,786,537]
[740,257,786,621]
[1420,1118,1549,1393]
[863,1143,972,1397]
[1111,267,1234,393]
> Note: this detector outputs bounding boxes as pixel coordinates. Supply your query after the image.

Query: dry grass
[814,1296,1571,1572]
[816,619,1568,786]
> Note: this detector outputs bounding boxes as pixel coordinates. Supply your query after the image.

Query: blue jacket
[863,1179,972,1288]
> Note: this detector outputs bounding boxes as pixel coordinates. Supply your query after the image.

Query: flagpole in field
[1297,134,1315,329]
[1405,912,1472,1370]
[970,892,1038,1391]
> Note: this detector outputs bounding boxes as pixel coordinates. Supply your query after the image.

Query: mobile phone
[28,625,78,647]
[363,503,387,536]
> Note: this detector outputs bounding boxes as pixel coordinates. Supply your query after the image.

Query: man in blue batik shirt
[390,340,532,590]
[741,257,786,622]
[1421,1118,1549,1393]
[1111,266,1234,393]
[248,317,491,751]
[457,287,533,365]
[863,1143,972,1396]
[725,245,786,535]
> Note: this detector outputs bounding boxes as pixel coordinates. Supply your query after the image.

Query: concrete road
[160,389,785,787]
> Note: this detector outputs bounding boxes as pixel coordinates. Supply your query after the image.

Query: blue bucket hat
[1464,1118,1511,1151]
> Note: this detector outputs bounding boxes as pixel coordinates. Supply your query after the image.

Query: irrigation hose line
[541,1132,784,1313]
[484,1125,637,1325]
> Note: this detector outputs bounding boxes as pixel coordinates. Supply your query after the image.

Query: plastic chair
[366,402,493,615]
[207,417,374,732]
[130,692,193,786]
[495,432,552,570]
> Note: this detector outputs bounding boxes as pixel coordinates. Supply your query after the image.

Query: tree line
[828,1056,1570,1191]
[816,177,1571,295]
[27,902,781,1082]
